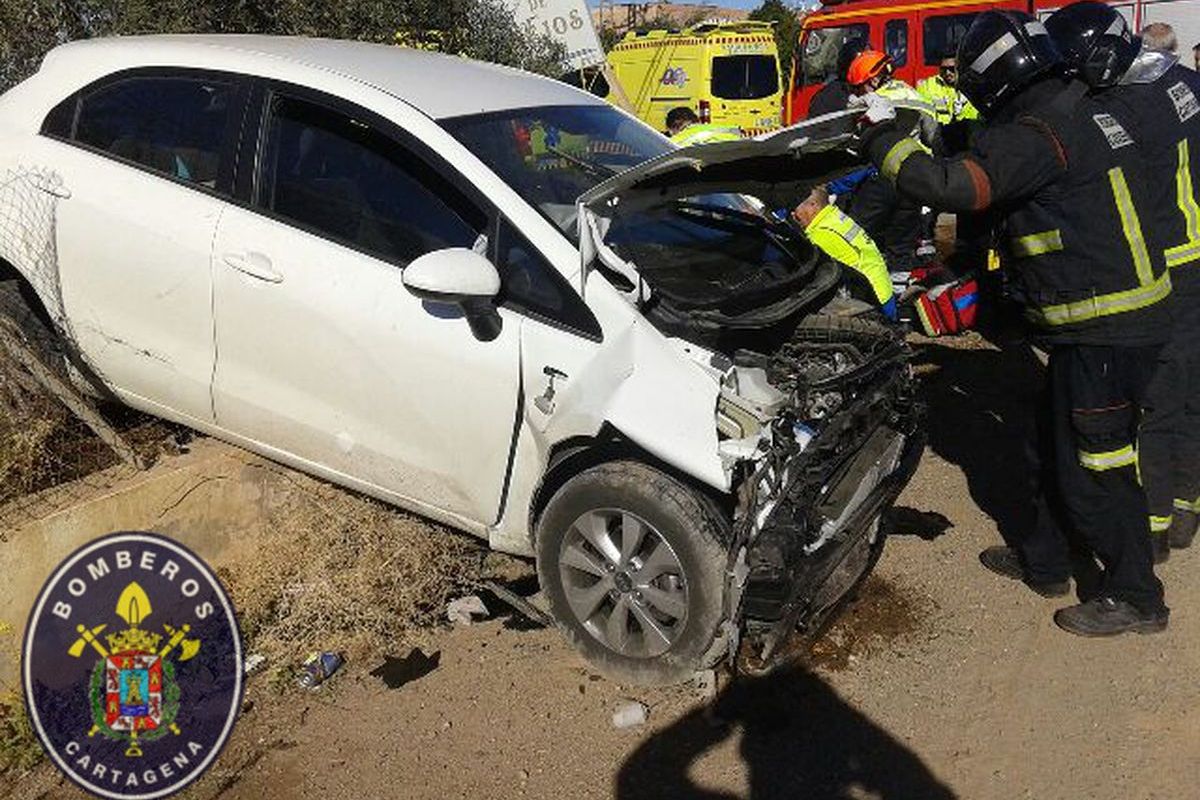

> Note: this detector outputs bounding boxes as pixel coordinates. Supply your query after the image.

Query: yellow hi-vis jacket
[670,124,742,146]
[915,75,980,125]
[804,204,897,319]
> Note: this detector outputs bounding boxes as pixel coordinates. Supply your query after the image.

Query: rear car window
[923,13,978,65]
[257,95,485,266]
[711,55,779,100]
[74,76,233,188]
[801,24,869,86]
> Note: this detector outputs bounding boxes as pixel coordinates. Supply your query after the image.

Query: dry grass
[217,469,493,666]
[0,621,40,778]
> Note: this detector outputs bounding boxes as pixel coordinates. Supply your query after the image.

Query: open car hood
[578,106,921,216]
[574,105,923,347]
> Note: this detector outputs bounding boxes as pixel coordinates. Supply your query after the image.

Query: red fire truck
[786,0,1200,123]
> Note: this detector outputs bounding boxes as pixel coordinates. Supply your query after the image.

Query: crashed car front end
[578,109,926,667]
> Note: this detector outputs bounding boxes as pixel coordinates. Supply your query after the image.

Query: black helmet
[1045,1,1139,89]
[958,10,1064,116]
[836,36,869,82]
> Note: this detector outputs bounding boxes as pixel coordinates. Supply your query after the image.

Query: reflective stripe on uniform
[1078,445,1137,471]
[1027,270,1172,326]
[1175,496,1200,513]
[1167,139,1200,268]
[1109,167,1155,286]
[1010,229,1064,257]
[1150,515,1173,533]
[881,138,926,182]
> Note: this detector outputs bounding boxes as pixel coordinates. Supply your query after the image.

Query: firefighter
[858,10,1172,636]
[664,107,740,146]
[917,51,980,126]
[792,186,898,320]
[1047,2,1200,558]
[839,51,936,277]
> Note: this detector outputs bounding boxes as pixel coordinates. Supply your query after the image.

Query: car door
[40,69,244,423]
[210,85,521,528]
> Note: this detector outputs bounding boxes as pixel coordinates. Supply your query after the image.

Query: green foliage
[0,0,566,93]
[749,0,804,85]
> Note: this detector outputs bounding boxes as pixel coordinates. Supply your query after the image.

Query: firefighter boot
[979,545,1070,598]
[1168,510,1198,550]
[1053,597,1169,637]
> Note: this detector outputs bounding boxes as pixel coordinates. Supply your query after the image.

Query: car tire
[536,460,728,686]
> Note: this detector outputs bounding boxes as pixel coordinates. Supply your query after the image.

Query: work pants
[1141,291,1200,526]
[1018,343,1166,613]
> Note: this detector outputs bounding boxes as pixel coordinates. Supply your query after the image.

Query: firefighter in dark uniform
[1047,2,1200,561]
[857,10,1172,635]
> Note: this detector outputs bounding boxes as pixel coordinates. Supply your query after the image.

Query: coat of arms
[68,581,201,757]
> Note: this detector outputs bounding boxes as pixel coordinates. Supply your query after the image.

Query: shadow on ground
[615,663,957,800]
[914,333,1044,548]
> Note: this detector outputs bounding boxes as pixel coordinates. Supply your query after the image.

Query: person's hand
[849,92,897,126]
[792,186,830,228]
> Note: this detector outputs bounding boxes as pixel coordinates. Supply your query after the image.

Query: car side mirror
[402,248,503,341]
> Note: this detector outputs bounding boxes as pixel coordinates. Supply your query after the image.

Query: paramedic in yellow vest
[793,186,898,320]
[665,107,741,146]
[847,51,939,145]
[917,53,980,125]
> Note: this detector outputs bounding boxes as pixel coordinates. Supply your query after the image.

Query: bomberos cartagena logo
[22,531,243,798]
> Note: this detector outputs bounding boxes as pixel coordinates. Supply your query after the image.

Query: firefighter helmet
[958,10,1063,116]
[847,50,892,87]
[1045,1,1140,89]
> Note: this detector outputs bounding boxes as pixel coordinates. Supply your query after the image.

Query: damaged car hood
[578,109,865,215]
[574,106,922,346]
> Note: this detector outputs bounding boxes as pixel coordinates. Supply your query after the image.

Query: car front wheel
[535,460,728,685]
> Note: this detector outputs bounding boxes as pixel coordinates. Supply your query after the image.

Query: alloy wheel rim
[557,509,688,658]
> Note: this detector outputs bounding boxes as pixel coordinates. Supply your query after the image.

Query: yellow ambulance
[605,21,783,136]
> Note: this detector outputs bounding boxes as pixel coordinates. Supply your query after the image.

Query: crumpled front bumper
[733,344,924,662]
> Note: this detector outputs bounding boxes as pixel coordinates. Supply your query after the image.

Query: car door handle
[222,252,282,283]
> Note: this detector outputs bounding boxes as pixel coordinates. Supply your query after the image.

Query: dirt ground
[7,334,1200,800]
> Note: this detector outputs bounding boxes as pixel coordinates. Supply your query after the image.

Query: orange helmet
[847,50,892,87]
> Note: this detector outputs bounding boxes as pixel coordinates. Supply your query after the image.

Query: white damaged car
[0,36,923,684]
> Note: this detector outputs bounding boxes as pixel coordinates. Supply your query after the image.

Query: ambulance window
[924,14,978,65]
[886,20,908,68]
[711,55,778,100]
[801,24,869,86]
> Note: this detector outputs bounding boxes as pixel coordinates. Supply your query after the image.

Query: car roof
[41,35,605,119]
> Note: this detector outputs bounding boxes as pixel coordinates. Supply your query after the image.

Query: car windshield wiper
[547,146,617,180]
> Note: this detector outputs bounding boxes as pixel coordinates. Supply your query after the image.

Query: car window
[710,55,779,100]
[886,20,909,68]
[257,94,486,266]
[801,24,869,86]
[74,76,233,188]
[923,13,978,65]
[443,104,669,239]
[497,219,600,340]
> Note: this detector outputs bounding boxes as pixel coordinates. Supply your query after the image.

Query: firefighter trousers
[1140,305,1200,527]
[1018,343,1166,614]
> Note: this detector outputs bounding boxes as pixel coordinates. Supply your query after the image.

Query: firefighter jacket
[1101,64,1200,305]
[670,124,741,146]
[804,203,898,319]
[864,76,1172,347]
[916,75,981,125]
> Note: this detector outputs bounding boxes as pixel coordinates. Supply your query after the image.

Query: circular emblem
[22,531,243,799]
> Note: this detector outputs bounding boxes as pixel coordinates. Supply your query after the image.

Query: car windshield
[442,104,670,236]
[443,104,812,306]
